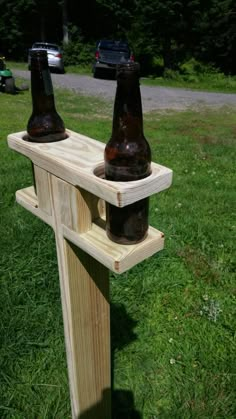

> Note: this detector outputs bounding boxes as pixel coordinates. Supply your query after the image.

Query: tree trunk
[62,0,69,44]
[162,37,173,70]
[40,15,46,41]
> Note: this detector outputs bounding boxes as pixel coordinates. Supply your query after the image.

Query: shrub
[62,25,94,66]
[63,41,94,66]
[179,58,218,76]
[163,68,181,80]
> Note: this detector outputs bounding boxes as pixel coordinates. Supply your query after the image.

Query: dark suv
[93,40,134,78]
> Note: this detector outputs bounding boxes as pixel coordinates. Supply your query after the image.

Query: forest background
[0,0,236,77]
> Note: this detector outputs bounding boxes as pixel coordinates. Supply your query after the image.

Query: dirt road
[13,69,236,112]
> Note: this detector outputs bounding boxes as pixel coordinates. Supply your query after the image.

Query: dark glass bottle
[27,49,67,142]
[104,62,152,244]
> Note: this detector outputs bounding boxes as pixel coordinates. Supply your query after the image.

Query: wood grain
[33,165,52,215]
[49,175,111,418]
[16,186,53,227]
[16,186,164,274]
[8,130,173,207]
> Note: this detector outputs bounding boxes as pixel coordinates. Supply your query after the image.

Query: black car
[93,40,134,78]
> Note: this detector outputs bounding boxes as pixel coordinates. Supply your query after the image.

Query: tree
[195,0,236,73]
[0,0,235,73]
[61,0,69,44]
[0,0,35,57]
[96,0,136,38]
[127,0,236,74]
[0,0,67,58]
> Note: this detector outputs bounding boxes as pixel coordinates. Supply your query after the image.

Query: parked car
[28,42,65,73]
[93,40,134,78]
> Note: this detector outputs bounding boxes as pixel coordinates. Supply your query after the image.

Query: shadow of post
[78,388,141,419]
[112,389,142,419]
[111,303,142,419]
[77,303,142,419]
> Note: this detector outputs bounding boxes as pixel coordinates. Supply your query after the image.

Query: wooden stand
[8,129,172,419]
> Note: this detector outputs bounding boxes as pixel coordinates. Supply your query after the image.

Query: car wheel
[93,68,100,78]
[5,77,16,94]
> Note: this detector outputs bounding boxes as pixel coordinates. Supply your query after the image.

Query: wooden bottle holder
[8,129,172,419]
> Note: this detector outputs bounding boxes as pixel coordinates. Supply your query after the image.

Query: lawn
[142,74,236,93]
[0,84,235,418]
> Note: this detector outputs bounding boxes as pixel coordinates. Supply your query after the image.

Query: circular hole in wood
[93,163,105,179]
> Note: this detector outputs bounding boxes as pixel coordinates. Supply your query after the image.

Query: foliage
[63,42,94,66]
[62,26,94,66]
[0,0,34,57]
[0,0,236,72]
[143,68,236,94]
[179,58,216,76]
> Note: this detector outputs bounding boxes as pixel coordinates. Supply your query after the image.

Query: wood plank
[63,241,110,418]
[16,185,164,274]
[49,175,111,418]
[33,165,52,215]
[56,179,93,233]
[8,130,173,207]
[63,224,165,274]
[16,186,53,227]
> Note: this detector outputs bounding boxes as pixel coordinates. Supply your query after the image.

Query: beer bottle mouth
[116,62,140,79]
[30,49,48,59]
[30,49,49,70]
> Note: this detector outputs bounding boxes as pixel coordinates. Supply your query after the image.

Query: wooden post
[50,176,110,417]
[7,130,172,418]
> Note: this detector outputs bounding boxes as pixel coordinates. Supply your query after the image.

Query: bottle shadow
[78,303,142,419]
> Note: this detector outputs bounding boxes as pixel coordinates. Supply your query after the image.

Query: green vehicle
[0,56,16,94]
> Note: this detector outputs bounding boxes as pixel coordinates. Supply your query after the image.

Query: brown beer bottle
[27,49,67,142]
[104,62,152,244]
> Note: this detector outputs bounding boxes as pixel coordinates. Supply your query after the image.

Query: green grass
[6,61,29,71]
[0,87,235,418]
[7,61,92,75]
[142,74,236,93]
[64,64,92,75]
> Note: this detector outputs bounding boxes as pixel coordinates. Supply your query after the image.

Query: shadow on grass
[79,303,142,418]
[111,303,142,419]
[79,388,141,419]
[112,389,142,419]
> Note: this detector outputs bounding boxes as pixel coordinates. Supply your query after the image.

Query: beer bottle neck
[112,79,144,139]
[31,62,56,113]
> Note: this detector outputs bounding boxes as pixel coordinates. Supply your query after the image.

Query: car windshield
[33,43,59,51]
[99,41,129,52]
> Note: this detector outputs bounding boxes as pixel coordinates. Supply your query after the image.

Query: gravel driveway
[13,69,236,112]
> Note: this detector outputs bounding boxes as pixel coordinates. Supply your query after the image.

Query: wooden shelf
[8,129,173,208]
[16,186,164,274]
[16,186,53,227]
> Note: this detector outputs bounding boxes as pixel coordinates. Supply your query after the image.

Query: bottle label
[42,69,53,96]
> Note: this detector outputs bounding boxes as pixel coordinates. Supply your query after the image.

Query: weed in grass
[199,297,222,322]
[178,246,220,285]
